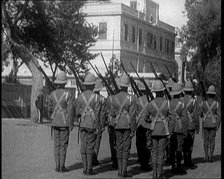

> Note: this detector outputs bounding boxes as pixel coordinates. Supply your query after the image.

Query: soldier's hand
[130,131,135,138]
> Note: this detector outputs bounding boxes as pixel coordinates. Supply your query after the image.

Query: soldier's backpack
[203,101,218,123]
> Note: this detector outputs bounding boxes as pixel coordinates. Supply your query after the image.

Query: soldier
[182,80,199,168]
[144,80,170,179]
[169,83,187,174]
[35,89,44,124]
[92,79,107,165]
[110,74,138,177]
[47,71,74,172]
[199,85,220,162]
[135,80,152,171]
[75,73,103,175]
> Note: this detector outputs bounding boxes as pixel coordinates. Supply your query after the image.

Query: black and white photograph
[2,0,221,178]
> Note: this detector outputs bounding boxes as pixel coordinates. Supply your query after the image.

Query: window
[132,26,136,43]
[147,32,153,48]
[139,28,142,46]
[130,0,137,10]
[124,23,128,41]
[99,22,107,39]
[153,35,157,49]
[160,36,163,51]
[171,40,175,54]
[165,38,169,53]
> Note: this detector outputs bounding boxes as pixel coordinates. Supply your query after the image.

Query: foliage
[178,0,221,98]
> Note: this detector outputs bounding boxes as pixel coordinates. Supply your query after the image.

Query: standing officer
[144,80,171,179]
[136,81,152,171]
[169,83,187,174]
[110,74,137,177]
[47,71,74,172]
[199,85,220,162]
[75,73,103,175]
[182,80,199,168]
[92,79,107,165]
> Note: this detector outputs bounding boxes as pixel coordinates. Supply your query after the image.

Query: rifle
[87,60,114,95]
[69,66,85,94]
[120,60,141,97]
[195,65,207,100]
[100,53,120,94]
[165,64,178,83]
[130,62,154,100]
[148,62,171,100]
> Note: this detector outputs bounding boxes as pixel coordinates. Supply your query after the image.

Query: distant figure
[199,85,220,162]
[47,71,74,172]
[35,89,44,124]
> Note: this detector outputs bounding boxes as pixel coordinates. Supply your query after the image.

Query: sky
[153,0,188,28]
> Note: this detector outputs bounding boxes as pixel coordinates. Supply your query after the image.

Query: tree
[2,0,98,121]
[178,0,221,98]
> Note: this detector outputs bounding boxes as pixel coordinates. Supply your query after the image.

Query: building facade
[83,0,178,79]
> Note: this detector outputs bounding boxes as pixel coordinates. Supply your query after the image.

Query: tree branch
[13,0,29,26]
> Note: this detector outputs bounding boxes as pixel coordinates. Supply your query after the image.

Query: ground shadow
[67,162,83,171]
[162,168,188,179]
[192,155,221,164]
[129,165,152,176]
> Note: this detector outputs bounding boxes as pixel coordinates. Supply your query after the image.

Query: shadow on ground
[192,155,221,164]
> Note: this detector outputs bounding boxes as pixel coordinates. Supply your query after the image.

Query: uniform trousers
[170,133,184,167]
[80,128,97,154]
[203,127,216,159]
[93,129,102,161]
[151,136,167,165]
[183,129,195,164]
[53,127,69,169]
[108,125,117,163]
[136,126,152,167]
[115,129,132,160]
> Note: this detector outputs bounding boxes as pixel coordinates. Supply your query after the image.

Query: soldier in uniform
[199,85,221,162]
[75,73,103,175]
[169,83,187,174]
[92,79,107,165]
[135,81,152,171]
[110,74,138,177]
[144,80,171,179]
[47,71,74,172]
[182,80,199,168]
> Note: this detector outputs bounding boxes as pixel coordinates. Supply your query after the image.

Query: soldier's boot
[54,152,60,172]
[59,153,69,172]
[121,159,132,177]
[188,151,195,168]
[117,158,123,177]
[81,154,87,175]
[152,163,157,179]
[86,154,97,175]
[209,143,215,162]
[92,152,99,166]
[176,152,186,174]
[203,143,209,162]
[157,164,166,179]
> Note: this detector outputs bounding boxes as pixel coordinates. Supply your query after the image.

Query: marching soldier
[92,79,107,165]
[169,83,187,174]
[136,81,152,171]
[144,80,171,179]
[199,85,221,162]
[110,74,138,177]
[75,73,103,175]
[47,71,74,172]
[182,80,199,168]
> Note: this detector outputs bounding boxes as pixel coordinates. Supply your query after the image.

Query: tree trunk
[13,44,43,123]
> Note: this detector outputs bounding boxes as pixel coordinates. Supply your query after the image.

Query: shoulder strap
[137,97,148,121]
[204,101,217,117]
[151,100,167,120]
[81,93,96,119]
[115,96,129,116]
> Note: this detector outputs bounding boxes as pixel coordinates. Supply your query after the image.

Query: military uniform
[110,75,137,177]
[144,80,171,179]
[169,83,187,174]
[47,71,73,172]
[199,85,220,162]
[135,81,152,170]
[182,81,199,167]
[75,73,103,175]
[92,79,107,165]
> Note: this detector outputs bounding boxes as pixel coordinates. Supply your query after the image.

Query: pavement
[2,118,221,179]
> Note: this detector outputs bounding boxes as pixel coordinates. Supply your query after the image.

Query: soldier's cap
[183,80,194,91]
[117,74,130,87]
[93,79,103,92]
[206,85,216,94]
[152,80,165,92]
[137,80,145,90]
[170,83,183,96]
[54,71,67,84]
[166,78,175,88]
[83,73,96,85]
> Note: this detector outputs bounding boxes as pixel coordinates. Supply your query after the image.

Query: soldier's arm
[143,103,151,123]
[194,99,200,134]
[129,95,138,133]
[67,91,75,131]
[95,97,103,132]
[47,93,54,118]
[216,101,221,131]
[100,97,107,130]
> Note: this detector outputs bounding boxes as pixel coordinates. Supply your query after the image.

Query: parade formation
[43,61,221,179]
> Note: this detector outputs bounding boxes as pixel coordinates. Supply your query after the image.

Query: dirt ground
[2,118,221,179]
